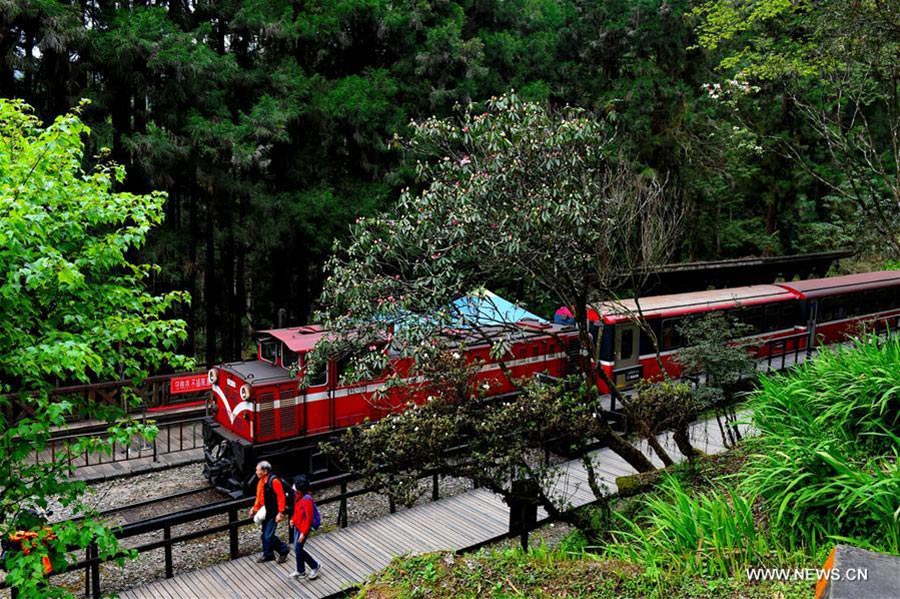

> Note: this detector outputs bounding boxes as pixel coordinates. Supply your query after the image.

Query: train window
[660,319,681,350]
[282,347,298,369]
[833,297,847,320]
[336,356,353,385]
[259,339,278,363]
[619,328,634,360]
[819,298,833,323]
[761,306,774,331]
[301,355,327,387]
[873,289,889,312]
[741,307,763,333]
[778,303,795,329]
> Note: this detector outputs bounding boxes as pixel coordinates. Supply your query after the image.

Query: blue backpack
[304,493,321,530]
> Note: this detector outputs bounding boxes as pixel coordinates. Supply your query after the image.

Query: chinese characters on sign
[169,373,211,395]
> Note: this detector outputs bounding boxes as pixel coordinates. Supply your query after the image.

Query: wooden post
[84,545,92,597]
[432,473,439,502]
[90,542,101,599]
[164,526,173,578]
[508,479,538,553]
[229,508,239,559]
[338,481,348,528]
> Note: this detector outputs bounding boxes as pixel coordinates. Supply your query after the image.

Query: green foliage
[693,0,900,257]
[361,544,807,598]
[603,475,792,578]
[325,371,613,531]
[0,99,190,597]
[319,93,676,383]
[742,334,900,552]
[3,0,820,365]
[676,310,755,403]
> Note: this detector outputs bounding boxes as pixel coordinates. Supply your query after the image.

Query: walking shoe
[308,565,320,580]
[289,571,306,579]
[276,552,289,564]
[256,555,274,563]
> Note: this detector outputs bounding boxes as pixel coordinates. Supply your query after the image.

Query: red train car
[779,271,900,344]
[203,320,578,490]
[558,270,900,392]
[587,284,803,391]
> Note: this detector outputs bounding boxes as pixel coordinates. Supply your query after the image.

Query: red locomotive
[203,271,900,491]
[203,316,579,491]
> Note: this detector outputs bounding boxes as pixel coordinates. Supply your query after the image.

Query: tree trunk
[204,195,217,367]
[596,418,655,473]
[646,435,675,467]
[185,187,198,358]
[672,424,698,461]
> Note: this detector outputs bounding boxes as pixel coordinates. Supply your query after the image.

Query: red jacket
[291,494,316,535]
[252,474,286,515]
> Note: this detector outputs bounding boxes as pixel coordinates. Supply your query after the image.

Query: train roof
[258,325,327,353]
[592,284,795,323]
[776,270,900,299]
[435,320,574,346]
[219,359,292,384]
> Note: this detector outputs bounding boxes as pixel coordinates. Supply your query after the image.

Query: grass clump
[359,545,805,598]
[602,475,796,578]
[743,334,900,553]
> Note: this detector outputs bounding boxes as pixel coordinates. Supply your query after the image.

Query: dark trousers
[261,518,289,558]
[294,528,319,573]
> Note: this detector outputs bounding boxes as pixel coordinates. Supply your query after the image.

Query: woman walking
[289,475,321,581]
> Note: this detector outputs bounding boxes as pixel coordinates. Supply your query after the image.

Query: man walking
[248,461,290,563]
[289,475,321,580]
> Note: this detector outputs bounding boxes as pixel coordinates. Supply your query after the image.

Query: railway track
[89,486,231,527]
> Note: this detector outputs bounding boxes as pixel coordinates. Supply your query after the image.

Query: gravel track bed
[35,462,476,596]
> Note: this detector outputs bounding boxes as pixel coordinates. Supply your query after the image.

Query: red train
[203,319,579,490]
[203,270,900,491]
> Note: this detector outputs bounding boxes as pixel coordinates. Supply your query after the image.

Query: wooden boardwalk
[120,415,748,599]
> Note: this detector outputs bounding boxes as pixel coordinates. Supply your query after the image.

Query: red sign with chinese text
[169,373,211,395]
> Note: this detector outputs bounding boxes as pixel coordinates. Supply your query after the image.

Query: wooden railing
[2,372,209,424]
[35,416,204,470]
[2,469,458,598]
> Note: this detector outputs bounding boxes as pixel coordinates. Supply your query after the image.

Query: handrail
[0,466,444,598]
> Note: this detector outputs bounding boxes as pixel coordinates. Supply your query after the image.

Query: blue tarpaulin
[450,290,546,327]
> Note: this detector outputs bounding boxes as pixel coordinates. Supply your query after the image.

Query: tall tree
[0,99,190,597]
[694,0,900,257]
[317,94,682,473]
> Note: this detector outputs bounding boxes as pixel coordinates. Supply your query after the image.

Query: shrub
[743,334,900,553]
[602,475,783,577]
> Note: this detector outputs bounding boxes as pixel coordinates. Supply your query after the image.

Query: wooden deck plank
[362,515,427,552]
[428,499,500,539]
[329,530,394,577]
[165,572,199,598]
[436,493,505,532]
[173,570,209,599]
[223,557,278,598]
[345,519,412,556]
[380,511,453,551]
[315,537,376,581]
[323,529,380,565]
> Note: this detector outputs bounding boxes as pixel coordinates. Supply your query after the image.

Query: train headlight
[208,368,219,385]
[240,384,251,401]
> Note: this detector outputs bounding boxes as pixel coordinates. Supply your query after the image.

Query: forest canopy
[2,0,896,363]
